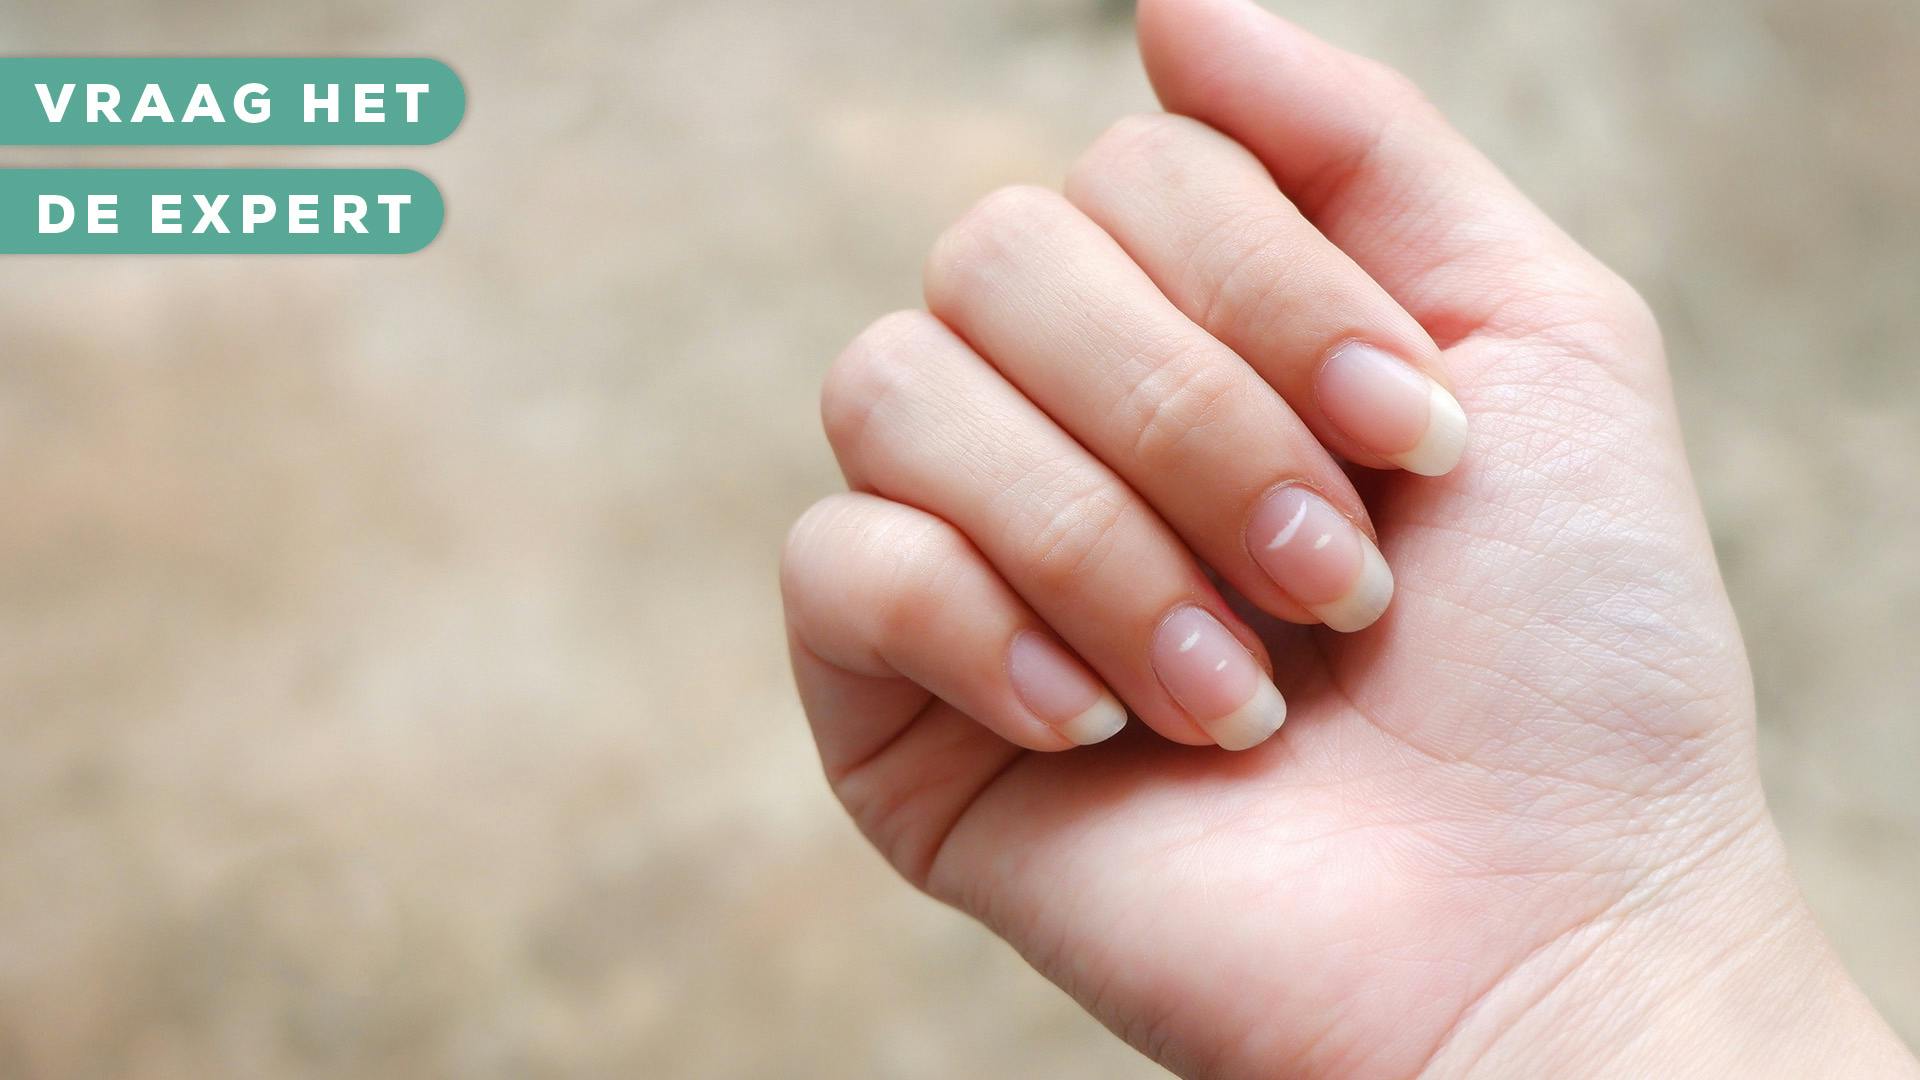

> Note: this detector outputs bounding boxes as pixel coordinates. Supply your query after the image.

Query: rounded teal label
[0,169,445,253]
[0,59,464,145]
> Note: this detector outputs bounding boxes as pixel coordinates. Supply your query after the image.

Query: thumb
[1136,0,1654,364]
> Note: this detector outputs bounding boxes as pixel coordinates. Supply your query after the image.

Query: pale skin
[778,0,1920,1075]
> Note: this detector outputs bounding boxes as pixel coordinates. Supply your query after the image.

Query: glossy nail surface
[1150,606,1286,750]
[1008,631,1127,745]
[1317,342,1468,476]
[1248,486,1394,632]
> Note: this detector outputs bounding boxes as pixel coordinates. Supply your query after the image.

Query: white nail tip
[1308,538,1395,633]
[1389,381,1469,477]
[1202,680,1287,752]
[1059,695,1128,746]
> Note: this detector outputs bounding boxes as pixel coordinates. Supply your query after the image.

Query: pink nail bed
[1247,486,1394,633]
[1316,342,1469,476]
[1150,606,1285,751]
[1008,631,1126,746]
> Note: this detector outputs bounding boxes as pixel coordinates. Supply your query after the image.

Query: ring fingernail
[1316,342,1469,476]
[1008,631,1128,746]
[1248,486,1395,632]
[1151,607,1287,751]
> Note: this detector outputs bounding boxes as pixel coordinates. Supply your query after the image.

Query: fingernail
[1008,631,1127,745]
[1150,607,1286,751]
[1316,342,1468,476]
[1247,486,1395,632]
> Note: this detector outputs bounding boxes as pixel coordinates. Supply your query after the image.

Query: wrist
[1426,812,1918,1078]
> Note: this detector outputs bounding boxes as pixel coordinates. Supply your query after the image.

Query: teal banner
[0,59,463,145]
[0,169,444,253]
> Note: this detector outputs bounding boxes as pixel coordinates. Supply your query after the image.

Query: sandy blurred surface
[0,0,1914,1075]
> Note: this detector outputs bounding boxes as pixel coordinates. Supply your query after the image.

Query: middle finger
[924,185,1393,633]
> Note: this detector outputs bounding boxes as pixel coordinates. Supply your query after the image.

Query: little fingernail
[1316,342,1469,477]
[1151,607,1286,751]
[1009,631,1127,746]
[1248,486,1395,633]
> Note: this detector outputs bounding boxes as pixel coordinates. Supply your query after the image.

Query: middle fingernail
[1247,485,1395,633]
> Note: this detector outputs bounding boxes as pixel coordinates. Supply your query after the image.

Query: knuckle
[778,514,814,600]
[1076,112,1192,179]
[925,184,1069,303]
[962,184,1068,235]
[1123,345,1244,472]
[781,498,834,569]
[1010,467,1134,595]
[874,519,969,644]
[819,310,937,455]
[783,492,966,647]
[780,493,866,601]
[1188,212,1300,339]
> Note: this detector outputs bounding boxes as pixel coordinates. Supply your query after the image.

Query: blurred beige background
[0,0,1915,1076]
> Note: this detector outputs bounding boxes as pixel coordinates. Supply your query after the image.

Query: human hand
[780,0,1920,1074]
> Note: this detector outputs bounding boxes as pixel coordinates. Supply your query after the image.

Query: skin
[780,0,1920,1075]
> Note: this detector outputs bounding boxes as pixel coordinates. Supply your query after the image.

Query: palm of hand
[908,322,1764,1077]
